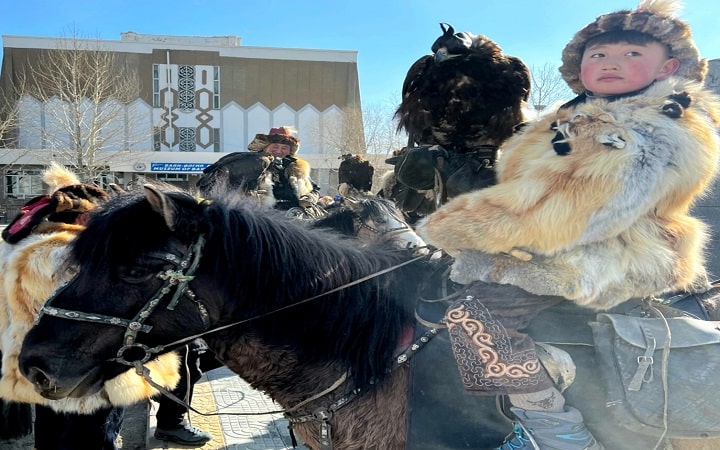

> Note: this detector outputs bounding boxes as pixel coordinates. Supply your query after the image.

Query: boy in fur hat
[247,126,321,212]
[417,1,720,449]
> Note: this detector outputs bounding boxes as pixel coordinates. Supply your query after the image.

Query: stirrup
[535,342,576,392]
[497,422,540,450]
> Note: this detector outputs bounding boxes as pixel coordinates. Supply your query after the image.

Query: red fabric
[269,127,292,136]
[7,196,51,234]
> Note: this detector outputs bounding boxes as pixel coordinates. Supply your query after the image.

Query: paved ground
[140,366,308,450]
[2,366,308,450]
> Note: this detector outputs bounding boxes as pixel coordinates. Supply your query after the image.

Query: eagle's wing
[197,152,272,195]
[395,55,434,145]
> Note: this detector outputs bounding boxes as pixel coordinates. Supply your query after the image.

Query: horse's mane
[70,188,422,386]
[312,204,357,235]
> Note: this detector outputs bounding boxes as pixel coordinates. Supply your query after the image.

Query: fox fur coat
[417,79,720,310]
[0,165,180,413]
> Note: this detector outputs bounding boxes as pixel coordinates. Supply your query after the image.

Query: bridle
[347,198,417,243]
[38,235,209,368]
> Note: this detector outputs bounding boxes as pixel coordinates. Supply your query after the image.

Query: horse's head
[342,194,428,252]
[19,185,217,400]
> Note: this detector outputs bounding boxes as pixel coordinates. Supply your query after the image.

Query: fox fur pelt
[0,165,180,413]
[417,79,720,310]
[284,155,315,197]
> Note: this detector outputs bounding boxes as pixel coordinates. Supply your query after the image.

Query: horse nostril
[25,366,55,391]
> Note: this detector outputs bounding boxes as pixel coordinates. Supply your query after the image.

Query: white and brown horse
[0,165,180,449]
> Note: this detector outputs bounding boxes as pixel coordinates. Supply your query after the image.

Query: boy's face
[579,41,680,96]
[265,143,292,157]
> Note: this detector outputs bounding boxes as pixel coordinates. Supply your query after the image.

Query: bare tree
[314,105,367,157]
[0,91,19,148]
[363,95,407,155]
[307,95,407,192]
[14,29,148,183]
[0,69,42,194]
[528,63,574,112]
[309,95,407,157]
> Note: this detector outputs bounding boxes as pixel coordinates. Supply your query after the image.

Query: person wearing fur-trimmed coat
[416,1,720,449]
[247,126,321,211]
[421,78,720,310]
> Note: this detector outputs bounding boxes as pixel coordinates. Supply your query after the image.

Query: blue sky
[2,0,718,106]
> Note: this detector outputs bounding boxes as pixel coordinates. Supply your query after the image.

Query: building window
[5,170,43,199]
[213,66,220,109]
[178,65,195,112]
[153,127,162,151]
[152,64,161,108]
[156,173,188,182]
[179,127,196,152]
[213,128,221,152]
[93,172,113,191]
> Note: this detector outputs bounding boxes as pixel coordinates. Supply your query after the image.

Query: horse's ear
[143,184,178,231]
[108,183,127,195]
[344,195,360,206]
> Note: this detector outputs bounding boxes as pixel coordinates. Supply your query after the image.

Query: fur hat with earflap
[559,0,707,94]
[247,126,300,155]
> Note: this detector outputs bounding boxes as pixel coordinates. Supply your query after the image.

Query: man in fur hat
[247,126,321,213]
[417,1,720,448]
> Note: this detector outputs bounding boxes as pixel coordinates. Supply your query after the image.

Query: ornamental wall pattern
[16,94,345,156]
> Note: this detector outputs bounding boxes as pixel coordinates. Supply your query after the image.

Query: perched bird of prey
[338,154,375,194]
[383,24,531,218]
[395,23,531,151]
[196,151,273,197]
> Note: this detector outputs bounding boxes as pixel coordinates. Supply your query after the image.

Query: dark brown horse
[17,185,720,450]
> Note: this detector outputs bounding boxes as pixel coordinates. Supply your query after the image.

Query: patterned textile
[446,282,563,395]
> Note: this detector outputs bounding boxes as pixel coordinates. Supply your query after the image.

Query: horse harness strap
[39,234,210,368]
[284,326,441,450]
[119,235,209,357]
[355,214,413,237]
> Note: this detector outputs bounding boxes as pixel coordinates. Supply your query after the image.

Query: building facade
[0,33,362,220]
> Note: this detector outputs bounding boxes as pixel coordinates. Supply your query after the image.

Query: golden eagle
[196,151,273,197]
[338,153,374,194]
[395,23,531,151]
[383,24,531,219]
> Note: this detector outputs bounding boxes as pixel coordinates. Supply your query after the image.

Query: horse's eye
[65,265,79,278]
[53,265,79,285]
[118,266,155,283]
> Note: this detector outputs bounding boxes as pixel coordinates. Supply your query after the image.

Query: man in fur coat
[247,126,321,212]
[416,1,720,448]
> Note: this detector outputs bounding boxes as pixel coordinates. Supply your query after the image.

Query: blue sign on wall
[150,162,211,172]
